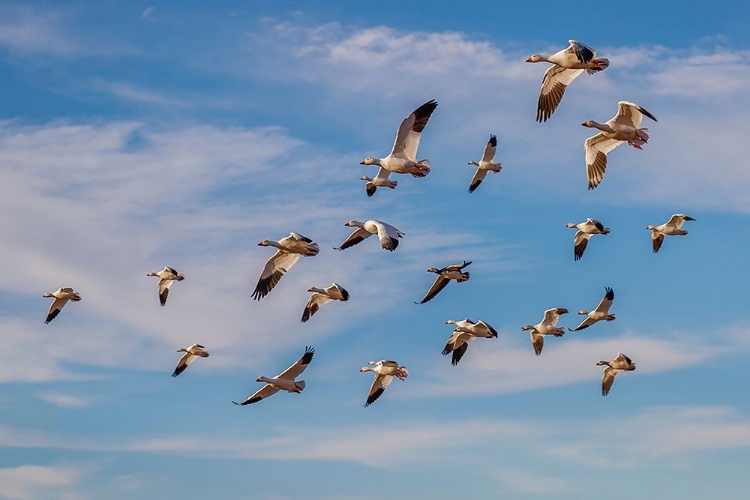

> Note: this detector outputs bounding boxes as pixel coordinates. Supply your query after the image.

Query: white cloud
[34,391,91,408]
[0,465,82,500]
[140,7,156,20]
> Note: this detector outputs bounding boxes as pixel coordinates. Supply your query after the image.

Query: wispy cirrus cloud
[0,464,83,500]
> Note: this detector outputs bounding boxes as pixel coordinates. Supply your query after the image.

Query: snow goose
[233,346,315,406]
[646,214,696,253]
[526,40,610,122]
[521,307,569,356]
[146,266,185,306]
[334,219,404,252]
[359,360,408,407]
[361,168,398,197]
[570,287,615,331]
[42,287,81,324]
[582,101,657,189]
[597,352,636,396]
[467,135,502,193]
[566,218,610,261]
[252,232,319,300]
[301,283,349,322]
[172,343,209,377]
[443,318,498,365]
[360,99,438,178]
[416,261,471,304]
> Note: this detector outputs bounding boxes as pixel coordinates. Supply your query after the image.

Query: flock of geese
[40,40,696,404]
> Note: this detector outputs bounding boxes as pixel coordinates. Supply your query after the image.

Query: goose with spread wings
[42,287,81,324]
[571,288,616,331]
[146,266,185,306]
[597,352,636,396]
[334,219,404,252]
[526,40,610,122]
[521,307,569,356]
[301,283,349,322]
[582,101,657,189]
[361,168,397,197]
[359,360,409,407]
[646,214,695,253]
[442,319,498,365]
[566,219,610,261]
[416,260,471,304]
[252,232,319,300]
[233,346,315,406]
[467,135,502,193]
[172,344,209,377]
[360,99,438,178]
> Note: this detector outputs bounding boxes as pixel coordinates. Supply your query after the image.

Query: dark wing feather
[416,275,450,304]
[45,309,60,324]
[365,387,385,407]
[451,343,469,366]
[652,232,664,253]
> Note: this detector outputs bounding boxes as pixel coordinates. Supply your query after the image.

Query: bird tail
[586,58,610,75]
[294,380,306,392]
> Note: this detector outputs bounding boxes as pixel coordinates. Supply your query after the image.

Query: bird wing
[475,320,497,337]
[614,352,633,366]
[390,100,438,160]
[573,230,592,261]
[611,101,657,128]
[365,373,393,407]
[172,352,196,377]
[277,346,315,380]
[584,133,623,190]
[572,316,597,331]
[252,250,302,300]
[588,218,606,232]
[372,220,401,251]
[301,293,335,322]
[45,297,68,324]
[542,307,568,326]
[158,278,175,306]
[530,331,544,356]
[666,214,693,229]
[481,135,497,162]
[451,343,470,366]
[233,384,280,406]
[335,227,372,251]
[417,275,450,304]
[652,230,665,253]
[568,40,596,63]
[536,66,584,122]
[601,366,618,396]
[593,287,615,313]
[469,168,488,193]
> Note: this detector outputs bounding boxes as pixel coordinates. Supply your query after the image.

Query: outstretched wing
[611,101,657,128]
[481,135,497,162]
[571,316,597,331]
[277,346,315,380]
[568,40,596,63]
[365,373,393,407]
[417,275,450,304]
[335,228,371,251]
[372,221,401,251]
[232,384,280,406]
[652,231,665,253]
[601,367,618,396]
[594,287,615,313]
[573,231,592,261]
[536,66,584,122]
[158,278,175,306]
[530,331,544,356]
[666,214,695,229]
[469,168,488,193]
[252,251,301,300]
[390,100,438,161]
[584,133,623,189]
[301,293,335,322]
[45,298,68,324]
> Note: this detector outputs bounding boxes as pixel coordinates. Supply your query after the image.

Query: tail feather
[294,380,306,392]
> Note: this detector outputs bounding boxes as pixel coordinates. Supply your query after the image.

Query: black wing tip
[488,135,497,146]
[604,287,614,299]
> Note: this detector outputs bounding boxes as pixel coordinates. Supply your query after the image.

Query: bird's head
[525,54,544,63]
[360,157,376,165]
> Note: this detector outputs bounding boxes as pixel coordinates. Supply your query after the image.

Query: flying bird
[233,346,315,406]
[596,352,636,396]
[42,287,81,324]
[359,360,409,407]
[526,40,610,122]
[582,101,657,189]
[335,219,404,252]
[442,319,498,365]
[521,307,569,355]
[566,219,610,261]
[360,99,438,178]
[646,214,696,253]
[172,344,209,377]
[361,169,397,197]
[252,233,319,300]
[146,266,185,306]
[416,260,471,304]
[570,288,616,331]
[467,134,502,193]
[301,283,349,322]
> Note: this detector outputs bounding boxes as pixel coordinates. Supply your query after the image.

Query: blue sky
[1,1,749,499]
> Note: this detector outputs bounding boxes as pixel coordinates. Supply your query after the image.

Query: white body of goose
[571,288,615,331]
[301,283,349,322]
[566,218,610,261]
[335,219,404,252]
[233,346,315,406]
[146,266,185,306]
[582,101,657,189]
[252,232,319,300]
[467,135,502,193]
[359,360,409,407]
[361,168,398,197]
[416,260,471,304]
[526,40,610,122]
[597,352,636,396]
[443,319,498,365]
[42,287,81,324]
[521,307,569,356]
[172,343,209,377]
[360,99,438,178]
[647,214,695,253]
